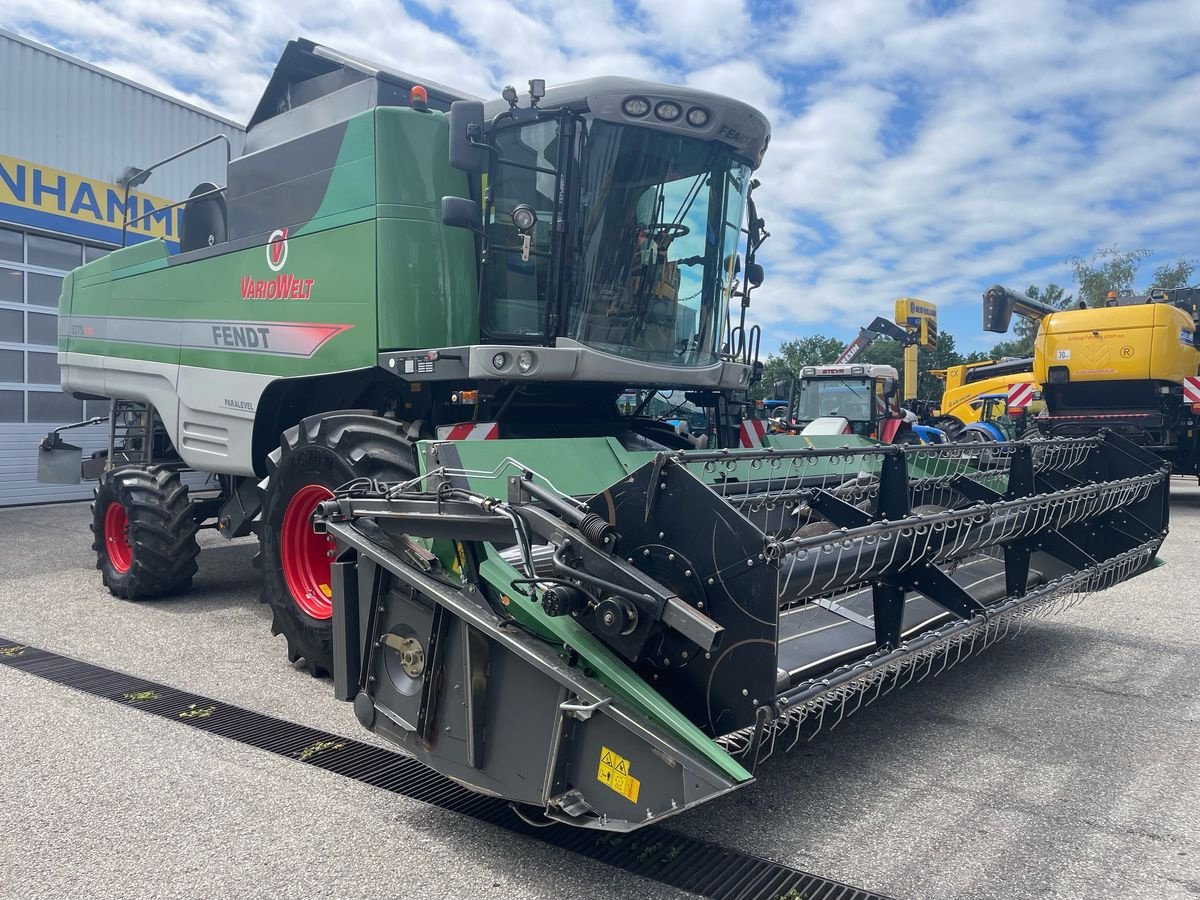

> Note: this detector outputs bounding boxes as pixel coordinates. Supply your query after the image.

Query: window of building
[27,389,83,423]
[28,273,63,307]
[0,226,114,422]
[0,348,22,382]
[0,389,22,422]
[27,234,82,270]
[0,268,21,302]
[28,312,58,346]
[0,307,22,342]
[0,228,20,263]
[27,351,59,385]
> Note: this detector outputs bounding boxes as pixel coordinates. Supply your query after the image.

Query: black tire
[932,416,965,441]
[256,412,416,677]
[91,466,201,599]
[958,428,991,443]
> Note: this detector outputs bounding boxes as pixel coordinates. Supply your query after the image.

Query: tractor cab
[791,364,919,443]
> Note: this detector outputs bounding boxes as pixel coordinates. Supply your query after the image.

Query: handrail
[119,133,234,246]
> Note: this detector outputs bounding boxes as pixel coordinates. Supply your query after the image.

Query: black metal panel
[226,120,350,242]
[588,458,778,736]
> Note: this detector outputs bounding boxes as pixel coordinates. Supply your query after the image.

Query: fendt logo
[266,227,288,271]
[241,227,316,301]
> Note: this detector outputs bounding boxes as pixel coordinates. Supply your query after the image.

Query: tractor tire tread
[255,411,417,678]
[91,465,201,600]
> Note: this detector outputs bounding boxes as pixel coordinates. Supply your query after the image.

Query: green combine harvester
[40,39,1170,831]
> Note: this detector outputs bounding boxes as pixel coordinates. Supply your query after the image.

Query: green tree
[986,282,1072,357]
[756,334,845,398]
[1068,247,1152,307]
[1151,257,1197,290]
[987,337,1030,359]
[1015,284,1070,343]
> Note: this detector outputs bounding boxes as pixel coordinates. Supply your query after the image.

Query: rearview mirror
[448,100,487,174]
[745,262,765,288]
[441,196,482,231]
[772,380,790,401]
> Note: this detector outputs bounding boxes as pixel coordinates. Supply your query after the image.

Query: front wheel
[256,412,415,676]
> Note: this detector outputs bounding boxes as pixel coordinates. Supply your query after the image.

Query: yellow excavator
[931,357,1040,435]
[983,284,1200,478]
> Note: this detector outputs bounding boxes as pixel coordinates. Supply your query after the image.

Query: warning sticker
[597,745,641,804]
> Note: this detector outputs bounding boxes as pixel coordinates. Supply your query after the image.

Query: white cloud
[3,0,1197,356]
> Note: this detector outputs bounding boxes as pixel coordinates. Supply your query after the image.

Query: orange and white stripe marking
[1007,382,1034,409]
[740,418,767,448]
[437,422,499,441]
[1183,376,1200,405]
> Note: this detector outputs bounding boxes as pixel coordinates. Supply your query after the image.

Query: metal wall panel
[0,29,248,506]
[0,423,107,506]
[0,29,246,201]
[1,423,210,507]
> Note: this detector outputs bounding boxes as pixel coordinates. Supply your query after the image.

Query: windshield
[481,116,751,367]
[795,378,876,422]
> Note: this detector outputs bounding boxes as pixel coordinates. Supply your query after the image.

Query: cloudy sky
[6,0,1198,353]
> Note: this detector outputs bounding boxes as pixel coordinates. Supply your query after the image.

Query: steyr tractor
[775,363,945,444]
[37,39,1169,831]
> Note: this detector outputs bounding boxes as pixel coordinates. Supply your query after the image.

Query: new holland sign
[0,153,181,248]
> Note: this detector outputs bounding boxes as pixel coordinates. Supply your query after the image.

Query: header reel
[316,430,1168,830]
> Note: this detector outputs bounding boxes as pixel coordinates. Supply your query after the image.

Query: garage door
[0,225,113,506]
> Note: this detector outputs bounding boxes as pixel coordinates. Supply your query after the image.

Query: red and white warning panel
[1008,382,1034,410]
[1183,376,1200,405]
[740,418,767,448]
[436,422,499,441]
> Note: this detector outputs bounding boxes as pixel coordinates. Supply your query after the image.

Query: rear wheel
[256,412,416,676]
[91,466,201,599]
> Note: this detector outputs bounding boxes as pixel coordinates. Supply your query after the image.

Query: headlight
[511,204,537,232]
[622,96,650,117]
[654,101,682,122]
[492,352,509,370]
[686,106,709,127]
[516,350,536,373]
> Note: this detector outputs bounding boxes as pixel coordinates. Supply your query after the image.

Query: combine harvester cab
[318,430,1169,831]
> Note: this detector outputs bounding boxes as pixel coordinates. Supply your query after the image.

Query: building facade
[0,29,246,505]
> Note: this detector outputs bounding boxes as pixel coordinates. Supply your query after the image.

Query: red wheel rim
[280,484,337,620]
[104,502,133,573]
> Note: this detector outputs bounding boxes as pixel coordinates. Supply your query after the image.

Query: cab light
[516,350,536,373]
[654,101,682,122]
[686,106,709,127]
[623,96,650,117]
[492,352,509,370]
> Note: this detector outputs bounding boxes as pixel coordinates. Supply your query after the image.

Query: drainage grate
[0,637,895,900]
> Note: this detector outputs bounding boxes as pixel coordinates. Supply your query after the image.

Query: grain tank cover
[245,38,478,153]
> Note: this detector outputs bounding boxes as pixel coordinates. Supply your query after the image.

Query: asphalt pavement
[1,482,1198,900]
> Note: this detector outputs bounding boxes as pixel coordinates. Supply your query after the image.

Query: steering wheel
[644,223,690,242]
